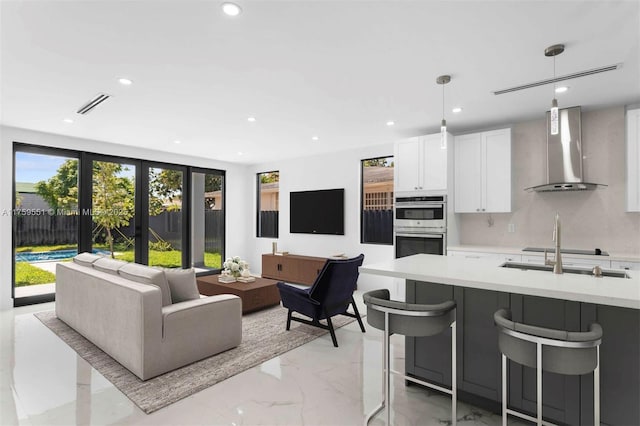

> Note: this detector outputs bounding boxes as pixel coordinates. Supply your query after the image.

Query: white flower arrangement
[222,256,249,278]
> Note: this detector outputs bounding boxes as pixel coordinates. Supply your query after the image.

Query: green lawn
[16,244,78,253]
[14,263,56,286]
[114,250,221,269]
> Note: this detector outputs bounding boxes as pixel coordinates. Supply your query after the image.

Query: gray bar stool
[363,289,457,426]
[494,309,602,426]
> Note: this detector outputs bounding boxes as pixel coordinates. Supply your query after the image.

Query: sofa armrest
[160,295,242,355]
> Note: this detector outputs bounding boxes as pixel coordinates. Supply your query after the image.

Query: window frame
[360,155,394,245]
[256,170,279,238]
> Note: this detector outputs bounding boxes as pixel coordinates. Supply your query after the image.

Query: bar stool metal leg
[594,346,600,426]
[537,342,543,426]
[502,354,507,426]
[385,311,391,425]
[451,321,457,426]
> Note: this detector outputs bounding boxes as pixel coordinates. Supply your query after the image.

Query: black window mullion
[78,152,93,253]
[138,163,149,265]
[182,167,191,269]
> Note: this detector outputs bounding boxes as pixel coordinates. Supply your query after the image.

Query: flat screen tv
[290,188,344,235]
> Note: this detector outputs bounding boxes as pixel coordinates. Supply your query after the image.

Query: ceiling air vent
[76,93,111,115]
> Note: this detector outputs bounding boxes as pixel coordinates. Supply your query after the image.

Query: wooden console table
[262,253,327,285]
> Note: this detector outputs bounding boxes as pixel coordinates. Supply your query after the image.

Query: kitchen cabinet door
[454,133,483,212]
[509,295,582,425]
[395,137,421,192]
[406,280,455,386]
[627,108,640,212]
[483,129,511,212]
[422,133,448,191]
[454,129,511,213]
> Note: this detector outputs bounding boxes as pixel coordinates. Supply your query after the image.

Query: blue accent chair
[276,254,366,347]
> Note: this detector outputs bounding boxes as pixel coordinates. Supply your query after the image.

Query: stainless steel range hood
[525,106,606,192]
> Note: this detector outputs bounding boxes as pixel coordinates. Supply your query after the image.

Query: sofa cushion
[164,268,200,303]
[119,263,173,306]
[93,257,128,275]
[73,252,103,268]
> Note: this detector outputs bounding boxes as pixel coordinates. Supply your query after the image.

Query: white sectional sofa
[55,253,242,380]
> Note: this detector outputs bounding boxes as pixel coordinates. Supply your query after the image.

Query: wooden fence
[362,209,393,244]
[259,210,279,238]
[14,210,225,254]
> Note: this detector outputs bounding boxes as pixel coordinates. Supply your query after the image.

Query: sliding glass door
[13,146,79,305]
[90,158,138,261]
[191,169,225,272]
[12,143,226,306]
[148,166,185,267]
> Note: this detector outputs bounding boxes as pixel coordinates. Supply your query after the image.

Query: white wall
[0,125,250,309]
[245,143,398,295]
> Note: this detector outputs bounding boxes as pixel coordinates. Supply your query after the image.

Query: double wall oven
[394,195,446,258]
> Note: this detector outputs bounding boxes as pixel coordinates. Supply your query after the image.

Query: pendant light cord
[553,55,557,93]
[442,81,445,122]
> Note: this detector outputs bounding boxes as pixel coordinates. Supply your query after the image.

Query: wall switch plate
[508,223,515,233]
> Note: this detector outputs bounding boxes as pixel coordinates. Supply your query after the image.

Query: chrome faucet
[544,213,563,274]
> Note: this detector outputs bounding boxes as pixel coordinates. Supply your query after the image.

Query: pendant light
[436,75,451,149]
[545,44,564,135]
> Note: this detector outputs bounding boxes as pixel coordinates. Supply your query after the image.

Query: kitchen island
[360,254,639,425]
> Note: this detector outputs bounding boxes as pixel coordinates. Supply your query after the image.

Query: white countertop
[448,245,640,262]
[359,254,640,309]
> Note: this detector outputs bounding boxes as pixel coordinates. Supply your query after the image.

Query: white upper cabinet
[627,108,640,212]
[454,128,512,213]
[395,133,448,193]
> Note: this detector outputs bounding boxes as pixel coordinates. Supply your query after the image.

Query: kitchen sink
[500,262,630,278]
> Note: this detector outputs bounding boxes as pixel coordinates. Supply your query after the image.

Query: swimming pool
[15,249,109,263]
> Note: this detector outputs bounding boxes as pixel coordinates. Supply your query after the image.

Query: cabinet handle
[414,186,418,190]
[476,208,480,212]
[481,208,486,211]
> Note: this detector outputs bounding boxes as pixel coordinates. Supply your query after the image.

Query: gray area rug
[35,306,357,414]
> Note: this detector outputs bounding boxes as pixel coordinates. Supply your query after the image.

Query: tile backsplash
[458,106,640,255]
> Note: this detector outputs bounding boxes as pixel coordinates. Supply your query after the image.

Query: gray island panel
[360,254,640,425]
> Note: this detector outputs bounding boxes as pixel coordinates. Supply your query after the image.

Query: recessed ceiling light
[555,86,569,93]
[63,118,74,123]
[311,136,319,141]
[118,78,133,86]
[452,107,463,113]
[222,2,242,16]
[173,140,181,144]
[237,151,243,155]
[386,121,395,126]
[247,116,256,122]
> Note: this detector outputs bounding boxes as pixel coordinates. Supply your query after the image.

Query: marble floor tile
[0,296,524,425]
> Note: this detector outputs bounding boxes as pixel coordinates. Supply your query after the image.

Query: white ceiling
[1,0,639,165]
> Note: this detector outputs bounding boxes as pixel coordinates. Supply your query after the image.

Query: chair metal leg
[451,321,457,426]
[594,346,600,426]
[502,354,507,426]
[325,314,338,347]
[351,296,366,333]
[286,310,292,330]
[537,342,543,426]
